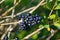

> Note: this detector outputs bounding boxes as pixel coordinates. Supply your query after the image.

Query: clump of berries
[18,13,42,30]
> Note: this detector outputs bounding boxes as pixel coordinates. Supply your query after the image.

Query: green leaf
[54,22,60,29]
[57,0,60,1]
[3,0,14,8]
[21,0,31,6]
[44,24,49,28]
[39,25,43,28]
[44,24,50,31]
[17,31,27,39]
[10,33,15,39]
[55,4,60,10]
[44,0,54,10]
[45,2,52,10]
[4,0,13,6]
[48,14,56,19]
[32,34,38,40]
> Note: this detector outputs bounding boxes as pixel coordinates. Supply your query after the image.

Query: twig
[1,0,17,40]
[1,7,35,19]
[46,30,57,40]
[1,24,17,40]
[0,0,21,17]
[8,0,16,38]
[1,2,46,19]
[22,27,44,40]
[1,19,22,25]
[0,19,22,40]
[0,1,46,39]
[0,18,10,24]
[49,0,57,17]
[29,0,45,13]
[0,0,5,4]
[11,0,16,18]
[1,1,46,25]
[0,20,5,24]
[1,25,12,40]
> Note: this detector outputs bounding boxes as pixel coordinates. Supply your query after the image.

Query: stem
[46,30,57,40]
[22,27,44,40]
[1,0,21,17]
[49,0,57,17]
[1,7,35,19]
[29,0,45,13]
[0,0,5,4]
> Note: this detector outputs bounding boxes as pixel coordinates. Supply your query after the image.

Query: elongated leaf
[55,4,60,10]
[48,14,56,19]
[32,34,38,40]
[54,22,60,29]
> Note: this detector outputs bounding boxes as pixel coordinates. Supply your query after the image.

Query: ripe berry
[4,35,8,40]
[36,17,39,20]
[26,13,31,16]
[28,23,31,26]
[35,14,39,17]
[31,22,36,25]
[19,22,24,26]
[29,16,33,21]
[20,24,26,30]
[28,21,31,24]
[18,13,26,20]
[21,15,25,19]
[25,20,28,24]
[14,37,19,40]
[29,18,33,21]
[36,20,40,24]
[25,13,31,18]
[26,18,29,21]
[19,22,26,30]
[33,17,36,21]
[38,16,42,20]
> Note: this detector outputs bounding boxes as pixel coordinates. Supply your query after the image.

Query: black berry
[18,13,42,30]
[4,35,8,40]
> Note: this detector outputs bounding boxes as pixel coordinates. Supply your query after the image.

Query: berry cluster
[18,13,42,30]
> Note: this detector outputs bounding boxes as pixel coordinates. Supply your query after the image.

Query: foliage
[0,0,60,40]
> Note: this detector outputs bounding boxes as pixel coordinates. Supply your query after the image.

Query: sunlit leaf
[54,22,60,29]
[17,31,27,39]
[55,4,60,10]
[44,24,50,31]
[32,34,38,40]
[39,25,43,28]
[47,27,50,31]
[57,0,60,1]
[44,24,49,28]
[4,0,13,6]
[48,14,56,19]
